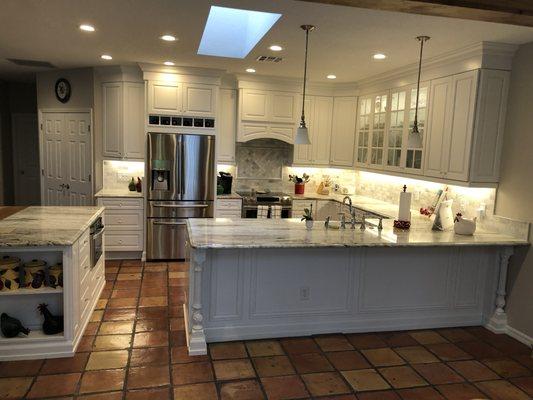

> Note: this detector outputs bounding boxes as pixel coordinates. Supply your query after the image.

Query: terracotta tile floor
[0,260,532,399]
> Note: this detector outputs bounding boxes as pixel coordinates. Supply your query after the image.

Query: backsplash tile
[103,160,145,191]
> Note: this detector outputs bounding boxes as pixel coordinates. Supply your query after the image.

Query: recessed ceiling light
[79,24,95,32]
[373,53,387,60]
[101,54,112,60]
[164,61,175,66]
[160,34,177,42]
[246,68,256,73]
[198,6,282,59]
[327,74,337,79]
[269,45,283,51]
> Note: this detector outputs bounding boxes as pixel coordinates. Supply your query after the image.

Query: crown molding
[139,63,226,78]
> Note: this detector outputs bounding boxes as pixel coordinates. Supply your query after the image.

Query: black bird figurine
[1,313,30,338]
[37,303,63,335]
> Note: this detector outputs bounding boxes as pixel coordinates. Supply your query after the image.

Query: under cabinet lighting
[269,45,283,51]
[160,34,177,42]
[164,61,175,66]
[79,24,95,32]
[101,54,112,60]
[246,68,256,73]
[198,6,282,58]
[373,53,387,60]
[327,74,337,79]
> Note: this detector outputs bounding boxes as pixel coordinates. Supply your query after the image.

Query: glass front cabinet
[355,83,428,174]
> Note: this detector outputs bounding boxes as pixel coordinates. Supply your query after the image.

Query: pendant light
[295,24,315,145]
[412,35,430,135]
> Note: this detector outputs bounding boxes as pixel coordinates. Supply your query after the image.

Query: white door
[41,112,92,206]
[12,113,40,205]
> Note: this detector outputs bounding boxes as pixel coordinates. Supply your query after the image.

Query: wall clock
[55,78,71,103]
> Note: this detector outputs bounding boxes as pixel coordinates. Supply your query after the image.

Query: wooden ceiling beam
[297,0,533,27]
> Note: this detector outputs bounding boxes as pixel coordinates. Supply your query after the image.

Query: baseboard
[506,324,533,348]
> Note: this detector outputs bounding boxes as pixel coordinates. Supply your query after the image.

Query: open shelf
[0,287,63,296]
[0,330,64,344]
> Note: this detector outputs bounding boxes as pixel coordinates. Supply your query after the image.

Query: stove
[236,191,293,218]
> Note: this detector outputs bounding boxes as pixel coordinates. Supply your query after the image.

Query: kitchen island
[184,217,529,355]
[0,207,105,360]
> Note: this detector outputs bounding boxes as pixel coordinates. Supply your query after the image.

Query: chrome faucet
[342,196,352,213]
[338,213,346,229]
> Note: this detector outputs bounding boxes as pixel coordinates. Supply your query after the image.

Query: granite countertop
[292,193,399,218]
[0,206,104,247]
[95,188,144,198]
[217,193,242,200]
[187,217,529,250]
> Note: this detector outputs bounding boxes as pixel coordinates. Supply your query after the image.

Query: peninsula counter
[184,218,529,355]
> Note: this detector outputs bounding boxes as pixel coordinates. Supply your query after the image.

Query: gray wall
[496,42,533,339]
[36,68,94,109]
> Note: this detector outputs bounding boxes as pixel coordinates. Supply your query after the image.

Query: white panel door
[330,97,357,167]
[241,89,269,121]
[123,82,145,160]
[102,82,123,158]
[41,112,92,206]
[425,76,453,178]
[42,113,66,205]
[270,92,297,123]
[183,83,216,116]
[218,89,236,163]
[311,96,333,165]
[64,113,92,206]
[445,71,478,181]
[12,113,40,205]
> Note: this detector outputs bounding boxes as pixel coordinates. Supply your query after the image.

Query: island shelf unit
[0,218,105,361]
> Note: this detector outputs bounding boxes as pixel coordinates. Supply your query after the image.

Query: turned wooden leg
[187,249,207,355]
[487,246,513,333]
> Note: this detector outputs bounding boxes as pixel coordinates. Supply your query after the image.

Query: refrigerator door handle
[152,221,187,226]
[180,135,185,197]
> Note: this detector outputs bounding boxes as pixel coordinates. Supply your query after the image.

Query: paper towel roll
[398,191,412,221]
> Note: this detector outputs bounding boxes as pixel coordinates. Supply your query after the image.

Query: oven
[242,205,292,219]
[90,217,105,268]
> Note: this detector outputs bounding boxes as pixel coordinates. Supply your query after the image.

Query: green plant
[289,173,310,184]
[301,208,313,221]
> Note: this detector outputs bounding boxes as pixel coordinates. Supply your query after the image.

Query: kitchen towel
[398,190,412,221]
[271,205,282,219]
[257,205,269,219]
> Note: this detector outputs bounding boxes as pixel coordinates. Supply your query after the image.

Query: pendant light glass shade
[412,35,430,135]
[296,24,315,145]
[295,121,311,144]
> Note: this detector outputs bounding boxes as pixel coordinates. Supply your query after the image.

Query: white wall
[496,42,533,340]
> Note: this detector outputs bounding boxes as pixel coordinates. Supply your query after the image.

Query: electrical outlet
[300,286,310,301]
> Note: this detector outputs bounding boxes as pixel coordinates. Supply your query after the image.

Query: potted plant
[289,173,310,195]
[301,205,314,230]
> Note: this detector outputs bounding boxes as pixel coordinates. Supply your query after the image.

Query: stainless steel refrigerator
[146,132,215,260]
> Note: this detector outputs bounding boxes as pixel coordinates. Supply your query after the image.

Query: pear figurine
[38,303,63,335]
[1,313,30,338]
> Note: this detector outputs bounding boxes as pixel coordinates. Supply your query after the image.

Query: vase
[305,220,314,230]
[295,183,305,195]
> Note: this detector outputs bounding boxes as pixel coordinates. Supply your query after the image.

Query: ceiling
[1,0,533,83]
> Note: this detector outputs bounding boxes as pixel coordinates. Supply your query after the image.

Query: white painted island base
[186,245,513,355]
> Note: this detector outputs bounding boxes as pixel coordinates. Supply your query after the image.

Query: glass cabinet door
[369,94,387,167]
[356,97,372,164]
[387,90,406,168]
[405,86,428,172]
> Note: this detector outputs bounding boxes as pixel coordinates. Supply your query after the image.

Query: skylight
[198,6,282,59]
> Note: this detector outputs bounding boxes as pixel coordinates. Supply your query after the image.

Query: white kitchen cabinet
[293,96,333,166]
[241,89,269,121]
[355,93,388,169]
[215,198,242,218]
[183,83,217,117]
[271,91,298,123]
[97,196,144,254]
[148,81,182,114]
[102,82,145,160]
[218,89,237,163]
[240,124,294,143]
[424,69,508,183]
[330,97,357,167]
[147,81,217,117]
